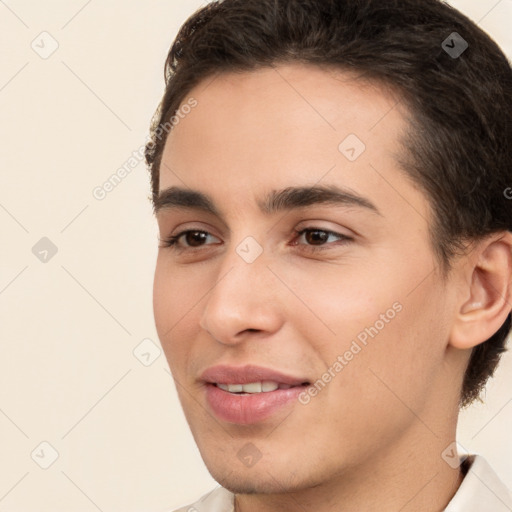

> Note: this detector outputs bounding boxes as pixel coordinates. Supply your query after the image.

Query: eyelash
[158,227,352,253]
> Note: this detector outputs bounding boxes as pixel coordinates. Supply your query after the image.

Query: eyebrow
[153,184,381,219]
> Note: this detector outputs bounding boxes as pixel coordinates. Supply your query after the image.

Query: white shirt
[171,455,512,511]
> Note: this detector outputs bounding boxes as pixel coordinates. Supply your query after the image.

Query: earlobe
[449,233,512,350]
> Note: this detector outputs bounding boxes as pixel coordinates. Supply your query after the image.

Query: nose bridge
[200,238,280,342]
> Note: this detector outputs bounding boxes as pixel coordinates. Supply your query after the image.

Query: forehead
[164,64,404,149]
[158,63,423,221]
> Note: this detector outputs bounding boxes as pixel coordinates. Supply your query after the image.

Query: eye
[158,230,221,250]
[291,227,352,252]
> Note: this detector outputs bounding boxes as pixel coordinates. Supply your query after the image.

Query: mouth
[200,364,312,424]
[200,363,310,387]
[213,380,310,395]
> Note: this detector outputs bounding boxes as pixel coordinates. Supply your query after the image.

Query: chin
[210,471,286,495]
[205,458,313,496]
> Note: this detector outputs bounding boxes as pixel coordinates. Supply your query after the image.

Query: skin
[152,63,512,511]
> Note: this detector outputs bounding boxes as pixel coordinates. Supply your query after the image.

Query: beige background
[1,1,511,510]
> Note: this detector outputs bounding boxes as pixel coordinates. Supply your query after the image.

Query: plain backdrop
[1,1,511,510]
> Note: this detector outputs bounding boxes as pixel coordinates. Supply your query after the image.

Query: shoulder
[171,486,235,512]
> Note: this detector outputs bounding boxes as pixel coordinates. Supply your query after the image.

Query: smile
[215,381,307,394]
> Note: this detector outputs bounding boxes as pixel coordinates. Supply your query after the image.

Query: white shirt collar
[444,454,512,511]
[173,454,511,512]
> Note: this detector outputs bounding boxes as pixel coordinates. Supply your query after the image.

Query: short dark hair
[145,0,512,407]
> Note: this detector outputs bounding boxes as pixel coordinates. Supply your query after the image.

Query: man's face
[153,64,461,494]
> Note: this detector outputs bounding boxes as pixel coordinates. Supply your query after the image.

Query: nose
[199,245,283,346]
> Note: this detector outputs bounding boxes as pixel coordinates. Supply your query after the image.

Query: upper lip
[200,364,310,386]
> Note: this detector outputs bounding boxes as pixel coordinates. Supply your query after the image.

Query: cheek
[153,258,193,370]
[288,257,448,395]
[331,279,449,416]
[152,259,171,336]
[274,261,394,348]
[153,257,198,328]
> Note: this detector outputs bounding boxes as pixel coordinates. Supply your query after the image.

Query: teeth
[216,381,286,393]
[261,381,279,392]
[242,382,262,393]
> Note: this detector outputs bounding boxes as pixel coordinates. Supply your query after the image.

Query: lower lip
[205,383,308,425]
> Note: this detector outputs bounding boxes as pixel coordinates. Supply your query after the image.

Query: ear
[449,232,512,350]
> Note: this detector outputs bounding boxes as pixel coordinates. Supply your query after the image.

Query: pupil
[307,230,327,245]
[187,231,206,247]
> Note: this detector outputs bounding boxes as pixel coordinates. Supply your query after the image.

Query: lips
[200,364,311,424]
[200,364,310,386]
